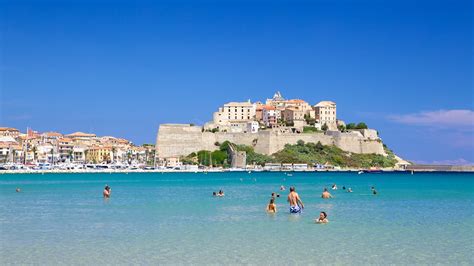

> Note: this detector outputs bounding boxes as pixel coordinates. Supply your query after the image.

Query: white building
[213,100,256,127]
[247,121,259,133]
[314,101,337,130]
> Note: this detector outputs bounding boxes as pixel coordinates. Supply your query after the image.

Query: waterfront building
[72,146,87,163]
[66,132,97,146]
[58,138,74,162]
[41,132,63,145]
[0,127,20,138]
[86,146,112,163]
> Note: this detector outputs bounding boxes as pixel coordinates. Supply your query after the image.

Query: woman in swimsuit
[315,211,329,224]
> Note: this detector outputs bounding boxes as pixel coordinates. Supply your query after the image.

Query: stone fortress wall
[156,124,386,158]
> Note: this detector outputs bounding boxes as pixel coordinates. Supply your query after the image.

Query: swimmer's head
[320,211,327,219]
[323,188,328,192]
[290,186,295,192]
[271,192,275,197]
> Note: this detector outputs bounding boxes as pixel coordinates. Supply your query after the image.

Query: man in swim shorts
[287,186,304,213]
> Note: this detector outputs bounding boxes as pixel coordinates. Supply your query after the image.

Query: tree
[297,140,305,146]
[112,147,117,163]
[346,123,356,129]
[304,114,316,126]
[31,146,37,162]
[321,123,329,132]
[338,124,346,132]
[315,141,324,151]
[356,122,368,129]
[68,150,73,162]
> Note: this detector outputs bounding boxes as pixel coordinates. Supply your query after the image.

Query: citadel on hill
[156,92,409,169]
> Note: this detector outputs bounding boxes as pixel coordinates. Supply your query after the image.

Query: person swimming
[271,192,280,199]
[315,211,329,224]
[266,198,277,213]
[331,184,338,190]
[280,185,286,191]
[212,191,217,197]
[342,186,346,190]
[287,186,304,214]
[218,190,225,197]
[347,188,353,193]
[103,185,111,198]
[321,188,332,199]
[371,186,377,195]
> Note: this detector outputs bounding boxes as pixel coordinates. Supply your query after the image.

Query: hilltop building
[314,101,337,130]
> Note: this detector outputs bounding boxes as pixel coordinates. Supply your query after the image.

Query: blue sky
[1,0,472,164]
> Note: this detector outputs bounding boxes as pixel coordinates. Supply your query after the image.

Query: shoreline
[1,168,472,174]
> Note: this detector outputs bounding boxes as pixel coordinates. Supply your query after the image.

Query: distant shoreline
[1,169,473,174]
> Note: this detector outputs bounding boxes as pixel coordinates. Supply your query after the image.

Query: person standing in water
[287,186,304,214]
[103,185,111,198]
[321,188,332,199]
[266,198,277,213]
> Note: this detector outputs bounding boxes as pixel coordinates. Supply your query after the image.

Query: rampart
[156,124,386,158]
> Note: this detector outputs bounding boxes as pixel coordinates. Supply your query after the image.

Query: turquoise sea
[1,172,473,264]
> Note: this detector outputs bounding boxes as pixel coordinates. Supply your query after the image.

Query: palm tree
[111,147,117,163]
[31,146,37,163]
[68,150,73,162]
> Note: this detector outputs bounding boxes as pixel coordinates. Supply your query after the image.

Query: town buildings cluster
[0,127,154,165]
[205,91,341,133]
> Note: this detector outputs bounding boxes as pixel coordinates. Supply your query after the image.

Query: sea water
[0,172,473,264]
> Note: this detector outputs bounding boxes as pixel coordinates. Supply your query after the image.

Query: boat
[228,168,247,172]
[358,171,364,174]
[363,167,383,173]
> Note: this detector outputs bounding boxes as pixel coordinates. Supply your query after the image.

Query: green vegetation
[184,140,397,168]
[303,126,321,133]
[346,122,368,130]
[304,114,316,126]
[321,123,328,131]
[203,128,219,133]
[219,141,274,166]
[182,150,229,167]
[272,140,397,168]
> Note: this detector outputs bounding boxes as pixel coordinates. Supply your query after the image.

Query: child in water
[266,198,277,213]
